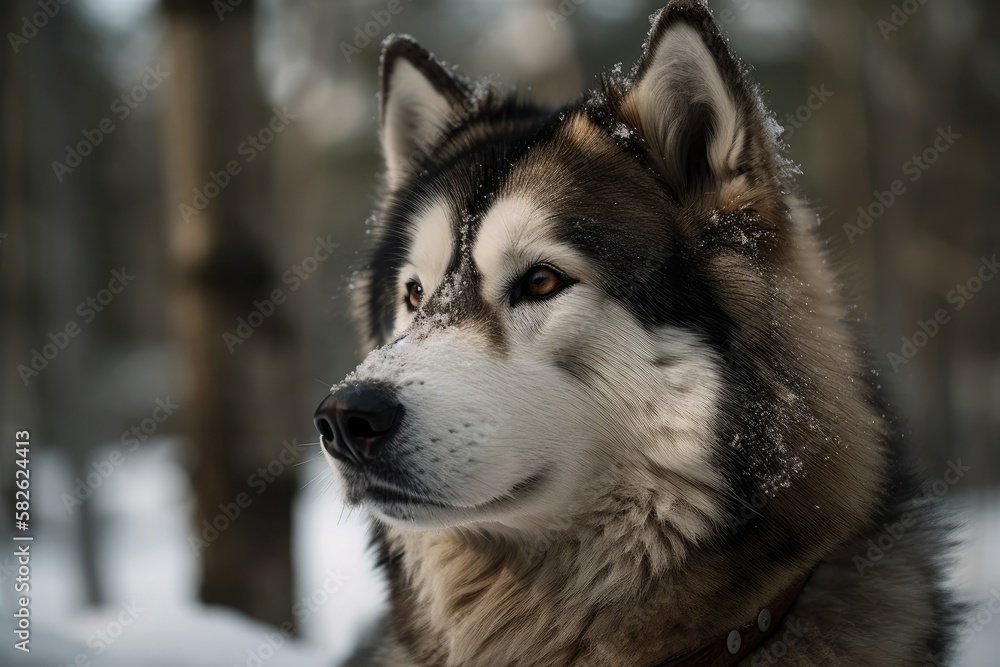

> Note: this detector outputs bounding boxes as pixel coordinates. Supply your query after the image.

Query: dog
[314,2,957,664]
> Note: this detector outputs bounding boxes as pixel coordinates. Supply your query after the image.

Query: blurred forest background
[0,0,998,665]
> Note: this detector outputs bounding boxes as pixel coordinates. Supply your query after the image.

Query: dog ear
[380,35,470,188]
[618,1,778,205]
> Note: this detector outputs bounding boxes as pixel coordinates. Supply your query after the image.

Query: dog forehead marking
[471,195,550,282]
[406,199,453,293]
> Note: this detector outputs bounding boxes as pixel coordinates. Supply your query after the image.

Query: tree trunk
[159,0,300,628]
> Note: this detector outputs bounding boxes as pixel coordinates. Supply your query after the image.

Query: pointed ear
[618,2,778,205]
[379,35,471,188]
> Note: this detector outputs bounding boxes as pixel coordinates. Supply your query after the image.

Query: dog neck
[652,574,810,667]
[379,493,818,667]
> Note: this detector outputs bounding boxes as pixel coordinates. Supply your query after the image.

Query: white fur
[382,60,456,188]
[471,195,546,282]
[472,195,597,305]
[395,200,454,331]
[338,194,725,542]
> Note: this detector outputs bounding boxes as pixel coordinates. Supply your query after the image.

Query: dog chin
[368,502,491,531]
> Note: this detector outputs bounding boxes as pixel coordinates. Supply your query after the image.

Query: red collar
[653,575,810,667]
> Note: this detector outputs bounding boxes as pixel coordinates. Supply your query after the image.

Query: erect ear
[618,1,778,205]
[379,35,471,189]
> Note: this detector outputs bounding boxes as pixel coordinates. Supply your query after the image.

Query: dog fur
[321,2,958,664]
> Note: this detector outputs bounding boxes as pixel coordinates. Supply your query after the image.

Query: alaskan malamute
[314,1,956,664]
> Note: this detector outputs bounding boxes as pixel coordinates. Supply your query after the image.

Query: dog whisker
[301,467,331,490]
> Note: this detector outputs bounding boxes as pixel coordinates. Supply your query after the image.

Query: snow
[1,606,334,667]
[0,440,385,667]
[611,121,636,142]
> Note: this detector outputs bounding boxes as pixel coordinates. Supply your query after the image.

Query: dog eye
[405,280,424,311]
[512,265,572,305]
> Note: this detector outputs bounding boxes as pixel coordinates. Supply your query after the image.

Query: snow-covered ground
[0,440,386,667]
[1,440,997,666]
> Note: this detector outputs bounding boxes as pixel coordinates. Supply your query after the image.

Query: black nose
[314,383,402,465]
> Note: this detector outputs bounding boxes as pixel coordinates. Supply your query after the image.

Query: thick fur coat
[317,2,958,665]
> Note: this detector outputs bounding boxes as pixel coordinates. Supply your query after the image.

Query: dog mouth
[361,479,450,508]
[358,470,549,518]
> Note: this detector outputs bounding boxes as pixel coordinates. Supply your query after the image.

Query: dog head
[316,1,884,555]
